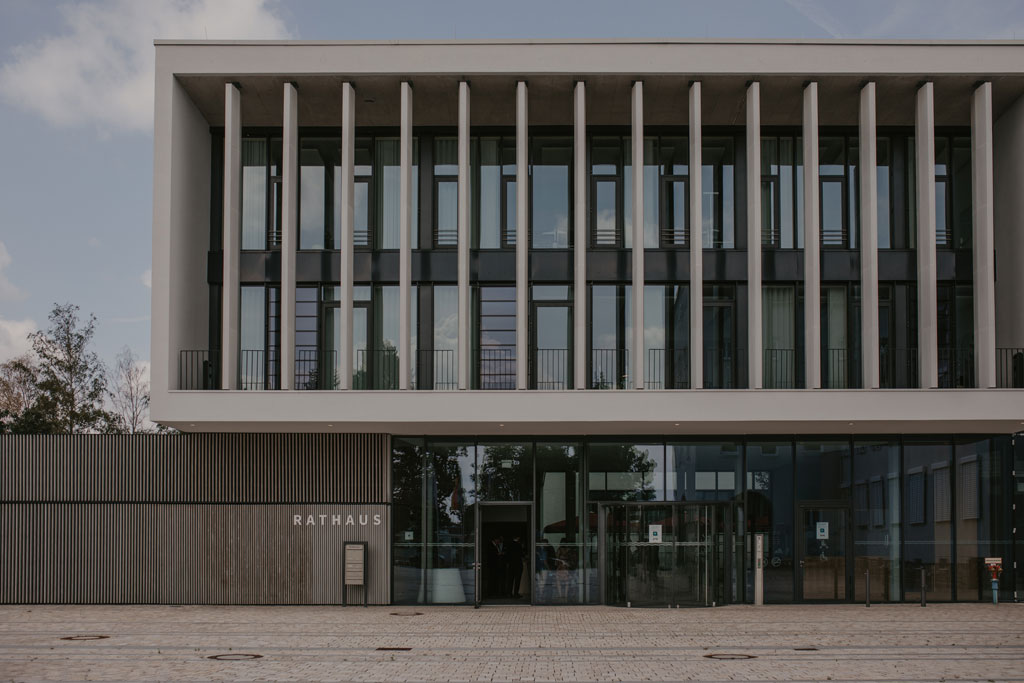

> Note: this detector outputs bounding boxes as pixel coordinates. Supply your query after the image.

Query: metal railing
[178,350,220,390]
[822,348,852,389]
[295,349,339,390]
[763,348,797,389]
[531,348,571,390]
[239,349,278,391]
[590,348,630,389]
[414,348,457,390]
[996,348,1024,388]
[646,348,690,389]
[880,346,918,389]
[476,347,516,390]
[353,348,400,390]
[938,346,975,388]
[703,345,745,389]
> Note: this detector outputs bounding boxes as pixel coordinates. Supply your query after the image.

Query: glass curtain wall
[375,137,419,250]
[702,137,736,249]
[763,284,801,388]
[589,285,633,389]
[761,135,804,249]
[531,137,572,248]
[298,137,340,250]
[644,285,689,389]
[241,136,282,249]
[531,285,573,390]
[434,137,459,248]
[938,283,975,388]
[473,136,516,249]
[903,439,954,601]
[954,437,1012,602]
[431,286,459,389]
[536,443,584,604]
[703,284,739,388]
[852,440,901,602]
[746,441,795,602]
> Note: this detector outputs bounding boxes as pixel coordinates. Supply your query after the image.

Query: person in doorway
[486,535,506,598]
[506,534,525,599]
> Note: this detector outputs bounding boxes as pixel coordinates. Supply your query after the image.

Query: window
[761,136,803,249]
[374,137,419,250]
[958,457,979,520]
[763,284,801,389]
[701,137,736,249]
[241,136,282,249]
[643,285,689,389]
[703,284,738,389]
[932,464,951,523]
[906,469,925,525]
[474,286,516,389]
[433,137,459,248]
[298,138,340,250]
[589,285,632,389]
[531,137,572,249]
[590,136,625,247]
[473,136,516,249]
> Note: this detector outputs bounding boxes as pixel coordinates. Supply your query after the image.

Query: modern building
[5,39,1024,607]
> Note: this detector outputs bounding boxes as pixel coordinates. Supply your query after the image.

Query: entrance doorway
[601,503,728,607]
[475,503,532,605]
[798,506,851,601]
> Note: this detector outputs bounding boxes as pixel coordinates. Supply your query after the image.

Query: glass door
[603,504,716,607]
[799,506,851,601]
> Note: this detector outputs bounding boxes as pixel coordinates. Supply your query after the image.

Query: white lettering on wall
[293,515,302,525]
[290,510,384,526]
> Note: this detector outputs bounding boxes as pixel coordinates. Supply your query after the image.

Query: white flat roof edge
[153,38,1024,47]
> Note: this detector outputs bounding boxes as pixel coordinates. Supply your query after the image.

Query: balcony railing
[997,348,1024,388]
[822,348,854,389]
[532,348,571,390]
[476,347,516,390]
[179,350,220,390]
[703,345,745,389]
[938,346,975,388]
[414,348,457,390]
[763,348,797,389]
[590,348,630,389]
[239,349,279,391]
[354,348,400,390]
[880,346,918,388]
[295,349,339,390]
[646,348,690,389]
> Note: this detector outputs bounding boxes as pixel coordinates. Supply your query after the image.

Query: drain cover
[61,635,109,641]
[704,653,757,660]
[389,611,423,616]
[376,647,412,651]
[207,653,262,661]
[794,647,819,651]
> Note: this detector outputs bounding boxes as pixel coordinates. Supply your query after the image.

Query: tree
[109,346,150,434]
[0,354,39,416]
[29,303,110,434]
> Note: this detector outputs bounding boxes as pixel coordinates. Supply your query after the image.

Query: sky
[0,0,1023,373]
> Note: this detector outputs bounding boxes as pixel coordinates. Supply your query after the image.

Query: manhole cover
[377,647,412,651]
[389,611,423,617]
[704,653,757,660]
[61,635,109,641]
[207,653,262,661]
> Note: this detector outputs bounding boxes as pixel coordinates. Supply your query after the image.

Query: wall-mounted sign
[649,524,662,543]
[292,513,382,527]
[816,522,829,540]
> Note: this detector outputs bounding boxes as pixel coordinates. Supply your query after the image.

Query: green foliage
[26,303,113,434]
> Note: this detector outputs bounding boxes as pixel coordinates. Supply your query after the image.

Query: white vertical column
[281,82,298,390]
[859,82,880,389]
[632,81,645,389]
[399,82,413,390]
[746,81,762,389]
[339,82,355,390]
[574,81,587,391]
[972,82,996,388]
[516,82,529,390]
[803,82,821,389]
[458,81,470,390]
[221,83,241,390]
[689,81,703,390]
[916,83,939,388]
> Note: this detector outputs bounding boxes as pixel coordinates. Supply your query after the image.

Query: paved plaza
[0,603,1022,682]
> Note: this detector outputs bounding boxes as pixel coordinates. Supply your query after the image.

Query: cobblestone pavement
[1,603,1022,682]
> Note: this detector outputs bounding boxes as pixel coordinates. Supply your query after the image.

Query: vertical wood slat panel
[0,433,393,604]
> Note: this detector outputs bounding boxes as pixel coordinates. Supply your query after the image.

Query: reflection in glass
[535,443,583,604]
[375,138,419,249]
[588,443,664,501]
[853,440,901,602]
[242,138,268,249]
[299,138,340,250]
[746,441,794,602]
[955,437,1011,601]
[796,440,851,501]
[531,137,572,248]
[478,442,532,501]
[424,442,476,603]
[903,439,953,601]
[668,441,742,502]
[702,137,735,248]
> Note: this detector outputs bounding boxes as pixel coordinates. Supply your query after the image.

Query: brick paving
[0,603,1022,681]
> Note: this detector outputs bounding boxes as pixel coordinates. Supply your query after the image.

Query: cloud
[0,241,26,302]
[0,316,36,363]
[0,0,291,133]
[141,268,151,288]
